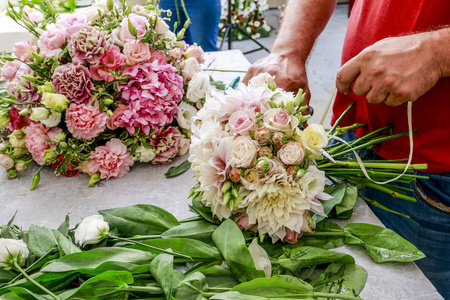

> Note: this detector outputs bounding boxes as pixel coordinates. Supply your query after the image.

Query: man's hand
[243,53,311,105]
[336,32,444,106]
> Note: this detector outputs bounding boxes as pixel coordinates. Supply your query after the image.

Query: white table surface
[0,50,444,300]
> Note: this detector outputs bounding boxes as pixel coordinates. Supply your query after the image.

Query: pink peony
[90,45,125,82]
[69,25,110,65]
[106,105,128,130]
[123,41,151,65]
[24,122,62,165]
[13,41,37,61]
[111,14,149,46]
[65,103,108,140]
[228,109,255,136]
[58,14,89,38]
[151,127,188,164]
[37,26,66,58]
[88,138,134,179]
[52,63,94,104]
[118,62,183,134]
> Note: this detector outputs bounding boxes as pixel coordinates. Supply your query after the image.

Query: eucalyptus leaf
[164,160,191,178]
[161,221,218,244]
[343,223,426,263]
[150,253,173,300]
[212,220,265,283]
[99,204,179,236]
[313,183,346,223]
[311,263,367,297]
[27,225,58,257]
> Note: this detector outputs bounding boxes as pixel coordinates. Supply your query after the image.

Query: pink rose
[123,41,151,65]
[37,26,66,58]
[284,228,299,244]
[65,103,108,140]
[238,215,251,230]
[263,108,299,133]
[229,168,241,182]
[0,60,22,81]
[13,41,36,61]
[185,43,205,64]
[58,14,89,38]
[111,14,149,46]
[255,127,270,143]
[88,138,134,180]
[0,154,14,170]
[228,109,255,136]
[24,122,62,165]
[106,105,128,130]
[277,141,304,165]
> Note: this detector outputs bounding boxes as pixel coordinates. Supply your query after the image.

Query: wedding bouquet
[0,0,211,189]
[219,0,271,40]
[189,73,428,244]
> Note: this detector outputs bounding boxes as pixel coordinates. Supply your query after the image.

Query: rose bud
[287,165,301,177]
[258,147,273,158]
[255,127,270,143]
[255,159,270,175]
[271,132,287,147]
[229,168,241,182]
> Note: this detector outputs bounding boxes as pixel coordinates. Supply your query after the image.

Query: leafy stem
[8,247,56,284]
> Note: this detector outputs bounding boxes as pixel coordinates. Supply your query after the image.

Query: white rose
[299,165,326,200]
[177,102,198,131]
[155,19,176,41]
[76,6,104,22]
[296,124,328,159]
[0,238,29,270]
[186,72,210,104]
[40,114,61,128]
[230,136,259,168]
[30,107,50,121]
[74,215,110,246]
[136,145,156,163]
[247,72,275,89]
[277,141,305,165]
[180,57,201,81]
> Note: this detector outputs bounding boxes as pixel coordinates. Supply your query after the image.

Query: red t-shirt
[332,0,450,173]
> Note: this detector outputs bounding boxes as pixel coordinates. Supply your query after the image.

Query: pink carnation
[151,126,189,164]
[123,41,151,65]
[88,138,134,179]
[90,45,125,82]
[118,62,184,134]
[52,63,94,104]
[69,25,110,65]
[37,26,66,58]
[6,77,41,104]
[24,122,62,165]
[13,41,37,61]
[65,103,108,140]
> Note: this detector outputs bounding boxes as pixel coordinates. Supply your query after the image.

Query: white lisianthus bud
[136,145,156,163]
[40,114,61,128]
[74,215,110,246]
[0,239,29,270]
[30,107,50,121]
[248,239,271,277]
[177,102,198,130]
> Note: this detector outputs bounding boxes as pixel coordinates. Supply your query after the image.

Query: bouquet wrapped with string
[188,73,428,243]
[0,0,212,189]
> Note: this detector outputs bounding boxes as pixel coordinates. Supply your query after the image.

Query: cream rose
[263,108,299,137]
[296,124,327,159]
[8,130,27,155]
[277,141,304,165]
[230,136,259,168]
[180,57,201,81]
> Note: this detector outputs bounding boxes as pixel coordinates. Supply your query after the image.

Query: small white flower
[177,102,198,131]
[40,114,61,128]
[254,21,261,27]
[0,239,29,270]
[186,72,211,104]
[248,239,272,277]
[74,215,110,246]
[30,107,50,121]
[135,145,156,163]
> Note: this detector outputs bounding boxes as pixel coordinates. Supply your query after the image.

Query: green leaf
[59,270,134,300]
[200,266,240,289]
[127,238,222,262]
[189,198,221,225]
[99,204,180,236]
[173,272,208,300]
[210,292,268,300]
[150,253,173,300]
[272,246,354,272]
[333,185,358,219]
[0,269,16,284]
[343,223,426,263]
[41,248,156,275]
[52,230,81,256]
[164,160,191,178]
[301,221,345,249]
[161,220,218,244]
[27,225,58,257]
[56,215,70,236]
[313,183,346,223]
[311,263,367,297]
[212,220,265,282]
[1,287,53,300]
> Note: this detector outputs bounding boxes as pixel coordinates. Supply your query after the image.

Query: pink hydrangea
[149,50,168,65]
[24,122,62,165]
[118,62,183,134]
[88,138,134,179]
[65,103,108,140]
[90,45,125,82]
[151,126,189,164]
[52,63,94,104]
[58,14,89,38]
[37,26,66,58]
[69,25,110,65]
[13,41,37,61]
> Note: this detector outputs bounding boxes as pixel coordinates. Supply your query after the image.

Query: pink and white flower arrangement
[0,0,209,189]
[189,73,330,243]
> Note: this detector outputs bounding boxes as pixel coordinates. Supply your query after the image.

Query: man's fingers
[336,58,361,94]
[365,88,389,104]
[352,75,371,96]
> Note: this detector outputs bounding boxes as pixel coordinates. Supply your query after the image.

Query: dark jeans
[334,132,450,299]
[159,0,221,51]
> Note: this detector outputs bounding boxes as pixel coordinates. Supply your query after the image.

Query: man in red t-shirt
[244,0,450,298]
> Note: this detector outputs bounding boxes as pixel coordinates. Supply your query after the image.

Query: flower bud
[30,171,41,191]
[222,190,231,206]
[74,215,110,246]
[294,89,305,107]
[31,52,44,64]
[255,127,270,143]
[43,148,58,162]
[88,173,101,187]
[287,165,301,177]
[271,132,287,147]
[103,98,114,106]
[0,109,10,130]
[229,169,241,182]
[41,93,69,115]
[19,109,31,116]
[0,239,29,270]
[37,81,54,94]
[221,181,232,193]
[258,147,272,158]
[284,100,295,114]
[0,154,14,170]
[8,169,18,179]
[176,28,186,40]
[255,159,270,175]
[297,168,306,178]
[30,107,50,121]
[55,132,66,143]
[15,161,28,172]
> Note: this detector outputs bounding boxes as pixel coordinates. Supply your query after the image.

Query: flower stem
[328,102,355,136]
[12,260,61,300]
[109,235,160,241]
[8,247,55,284]
[108,235,193,260]
[318,160,428,171]
[204,68,247,73]
[121,285,163,294]
[355,181,417,203]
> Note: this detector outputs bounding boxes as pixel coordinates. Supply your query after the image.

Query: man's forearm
[272,0,337,62]
[430,27,450,77]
